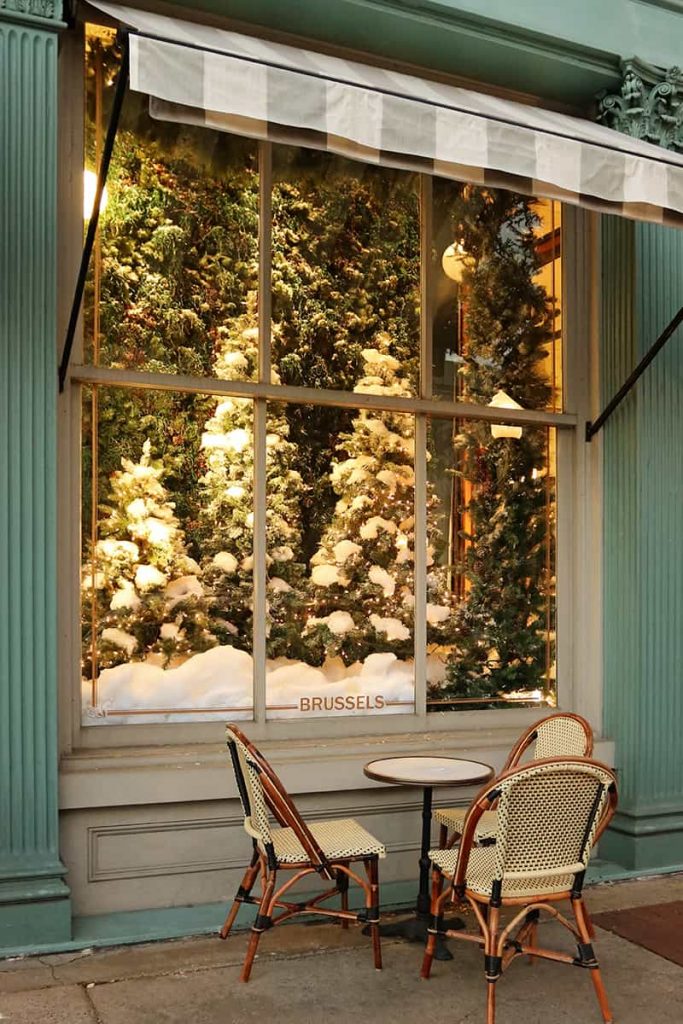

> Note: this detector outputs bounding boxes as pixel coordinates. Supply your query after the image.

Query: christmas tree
[303,335,452,666]
[271,154,421,559]
[440,188,554,702]
[84,36,259,551]
[198,297,307,658]
[82,440,216,676]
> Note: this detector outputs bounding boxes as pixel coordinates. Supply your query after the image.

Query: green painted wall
[601,217,683,870]
[0,7,71,949]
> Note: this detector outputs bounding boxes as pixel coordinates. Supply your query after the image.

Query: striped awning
[91,1,683,226]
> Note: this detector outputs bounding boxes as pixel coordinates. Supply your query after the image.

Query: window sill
[59,728,615,810]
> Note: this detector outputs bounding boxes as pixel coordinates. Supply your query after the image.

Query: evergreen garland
[440,187,555,702]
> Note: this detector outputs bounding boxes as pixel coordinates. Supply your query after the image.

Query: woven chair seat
[267,818,386,864]
[429,844,580,899]
[434,806,498,840]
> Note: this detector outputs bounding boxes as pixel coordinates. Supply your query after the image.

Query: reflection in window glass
[271,146,420,396]
[266,344,421,719]
[427,419,556,711]
[84,26,258,375]
[81,387,253,723]
[431,181,562,412]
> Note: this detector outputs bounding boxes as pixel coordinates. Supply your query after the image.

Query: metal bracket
[585,304,683,441]
[58,35,130,393]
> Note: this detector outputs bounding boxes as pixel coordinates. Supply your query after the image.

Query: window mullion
[413,174,432,719]
[414,413,427,717]
[420,173,433,400]
[253,140,272,724]
[252,398,268,723]
[258,140,272,383]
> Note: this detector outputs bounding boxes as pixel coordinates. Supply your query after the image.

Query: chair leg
[438,824,448,849]
[420,867,444,980]
[486,979,497,1024]
[220,849,260,940]
[366,857,382,970]
[484,905,500,1024]
[338,869,350,930]
[241,870,276,983]
[573,895,613,1024]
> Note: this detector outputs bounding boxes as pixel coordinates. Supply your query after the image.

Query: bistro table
[363,755,494,960]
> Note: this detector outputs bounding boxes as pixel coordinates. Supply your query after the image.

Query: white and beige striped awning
[91,1,683,226]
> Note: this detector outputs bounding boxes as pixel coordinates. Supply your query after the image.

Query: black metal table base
[365,912,464,960]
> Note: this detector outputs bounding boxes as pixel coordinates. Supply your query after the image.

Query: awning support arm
[58,35,130,393]
[585,304,683,442]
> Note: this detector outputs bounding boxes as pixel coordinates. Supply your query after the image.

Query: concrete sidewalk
[1,875,682,1024]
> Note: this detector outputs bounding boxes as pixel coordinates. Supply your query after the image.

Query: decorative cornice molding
[597,56,683,151]
[0,0,61,22]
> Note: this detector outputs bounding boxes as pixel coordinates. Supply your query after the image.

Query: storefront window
[79,25,564,726]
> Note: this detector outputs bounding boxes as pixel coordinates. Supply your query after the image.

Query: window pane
[431,180,562,411]
[265,348,417,718]
[84,26,258,376]
[426,418,556,711]
[271,145,420,396]
[81,386,254,724]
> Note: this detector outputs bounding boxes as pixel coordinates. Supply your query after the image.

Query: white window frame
[56,21,602,755]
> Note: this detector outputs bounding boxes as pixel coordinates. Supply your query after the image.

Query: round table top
[363,755,494,788]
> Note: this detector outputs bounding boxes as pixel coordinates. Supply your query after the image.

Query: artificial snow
[83,644,415,724]
[268,577,292,593]
[369,565,396,597]
[110,582,141,611]
[213,551,238,574]
[165,575,204,608]
[271,545,294,562]
[305,610,356,636]
[377,469,398,489]
[369,614,410,641]
[426,603,451,624]
[360,516,397,540]
[135,564,167,590]
[311,563,346,587]
[332,539,362,563]
[101,627,138,656]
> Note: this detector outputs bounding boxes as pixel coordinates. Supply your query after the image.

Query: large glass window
[78,25,567,727]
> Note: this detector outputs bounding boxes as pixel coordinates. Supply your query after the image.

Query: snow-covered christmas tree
[198,296,306,658]
[82,440,216,676]
[303,334,452,666]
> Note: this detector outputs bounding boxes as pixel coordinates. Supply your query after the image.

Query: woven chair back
[226,725,274,848]
[490,759,616,888]
[504,713,593,771]
[226,725,334,877]
[532,714,593,760]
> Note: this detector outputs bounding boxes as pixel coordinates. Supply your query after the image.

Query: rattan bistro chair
[220,724,385,981]
[422,757,618,1024]
[435,713,593,848]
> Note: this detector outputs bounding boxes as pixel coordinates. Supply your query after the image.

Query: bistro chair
[435,712,593,849]
[422,757,618,1024]
[220,724,385,981]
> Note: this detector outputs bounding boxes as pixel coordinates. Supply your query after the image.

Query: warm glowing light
[488,390,523,439]
[83,169,108,220]
[441,241,471,282]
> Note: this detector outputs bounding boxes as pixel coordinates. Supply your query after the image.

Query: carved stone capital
[0,0,60,21]
[597,56,683,152]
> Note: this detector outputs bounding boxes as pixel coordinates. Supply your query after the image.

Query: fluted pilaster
[601,217,683,869]
[0,12,70,948]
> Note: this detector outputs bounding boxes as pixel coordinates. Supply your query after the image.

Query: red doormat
[593,900,683,967]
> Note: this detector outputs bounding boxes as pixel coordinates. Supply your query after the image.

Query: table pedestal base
[363,914,464,960]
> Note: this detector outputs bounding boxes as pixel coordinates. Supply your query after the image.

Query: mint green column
[600,216,683,871]
[0,5,71,949]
